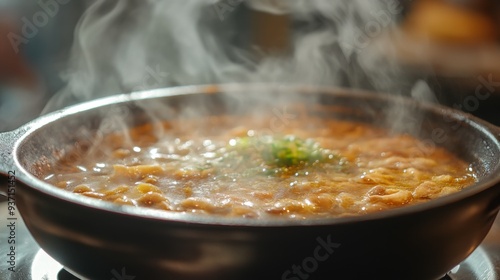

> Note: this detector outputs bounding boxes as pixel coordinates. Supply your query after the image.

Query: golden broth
[43,116,476,219]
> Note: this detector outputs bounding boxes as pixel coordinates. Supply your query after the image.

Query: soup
[43,115,476,219]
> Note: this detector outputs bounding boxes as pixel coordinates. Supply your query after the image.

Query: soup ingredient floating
[224,135,346,177]
[44,117,476,219]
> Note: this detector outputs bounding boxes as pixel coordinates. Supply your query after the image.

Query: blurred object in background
[387,0,500,125]
[0,0,86,132]
[404,0,498,45]
[0,4,43,132]
[0,15,37,90]
[250,9,291,54]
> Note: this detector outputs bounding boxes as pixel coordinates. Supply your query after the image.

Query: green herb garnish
[260,135,328,167]
[226,135,344,177]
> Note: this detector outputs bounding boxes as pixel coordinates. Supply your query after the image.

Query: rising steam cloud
[41,0,425,113]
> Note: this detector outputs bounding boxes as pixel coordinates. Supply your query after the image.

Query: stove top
[1,204,499,280]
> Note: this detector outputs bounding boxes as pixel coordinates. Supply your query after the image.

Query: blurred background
[0,0,86,131]
[1,0,499,132]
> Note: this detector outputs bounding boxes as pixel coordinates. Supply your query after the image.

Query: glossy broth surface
[43,116,476,219]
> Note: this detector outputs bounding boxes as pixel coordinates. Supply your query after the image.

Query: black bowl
[1,85,499,280]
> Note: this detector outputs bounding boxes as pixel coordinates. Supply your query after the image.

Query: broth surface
[43,116,476,219]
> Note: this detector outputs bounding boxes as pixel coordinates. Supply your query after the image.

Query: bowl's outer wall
[12,88,500,279]
[16,180,500,280]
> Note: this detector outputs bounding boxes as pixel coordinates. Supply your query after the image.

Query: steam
[43,0,414,113]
